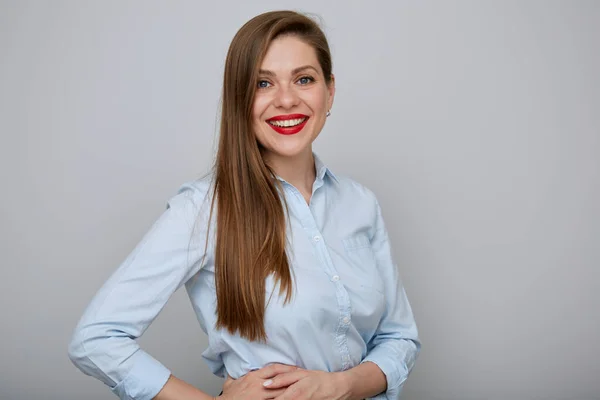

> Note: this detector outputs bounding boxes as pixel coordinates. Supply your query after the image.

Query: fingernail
[263,379,273,387]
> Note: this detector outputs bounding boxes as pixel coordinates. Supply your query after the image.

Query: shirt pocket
[342,233,385,295]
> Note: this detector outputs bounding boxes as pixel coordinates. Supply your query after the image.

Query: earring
[326,109,331,117]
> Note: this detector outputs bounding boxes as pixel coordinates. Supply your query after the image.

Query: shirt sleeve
[68,183,210,400]
[361,197,421,399]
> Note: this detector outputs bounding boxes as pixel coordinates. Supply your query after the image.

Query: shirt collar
[273,152,339,185]
[313,152,339,184]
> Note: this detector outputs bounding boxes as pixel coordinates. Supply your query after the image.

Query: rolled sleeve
[361,315,419,399]
[110,350,172,400]
[361,197,421,399]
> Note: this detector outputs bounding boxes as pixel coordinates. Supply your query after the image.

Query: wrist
[334,370,355,400]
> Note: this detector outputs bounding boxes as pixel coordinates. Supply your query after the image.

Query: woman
[68,10,420,400]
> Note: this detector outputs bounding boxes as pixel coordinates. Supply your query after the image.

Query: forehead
[260,35,321,74]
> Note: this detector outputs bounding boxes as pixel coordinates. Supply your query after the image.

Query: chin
[266,147,309,159]
[258,136,314,159]
[261,140,314,158]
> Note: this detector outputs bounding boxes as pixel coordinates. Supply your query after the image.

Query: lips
[266,114,309,135]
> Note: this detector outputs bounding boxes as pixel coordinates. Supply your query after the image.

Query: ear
[327,73,336,111]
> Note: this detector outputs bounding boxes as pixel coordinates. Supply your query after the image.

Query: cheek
[253,95,270,121]
[307,90,328,113]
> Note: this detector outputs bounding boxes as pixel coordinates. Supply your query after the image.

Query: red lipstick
[266,114,309,135]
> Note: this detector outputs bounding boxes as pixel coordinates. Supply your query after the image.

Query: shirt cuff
[361,344,408,399]
[110,350,172,400]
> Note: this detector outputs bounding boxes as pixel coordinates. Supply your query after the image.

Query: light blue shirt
[68,154,420,400]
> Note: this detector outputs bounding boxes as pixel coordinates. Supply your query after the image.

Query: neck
[263,148,316,193]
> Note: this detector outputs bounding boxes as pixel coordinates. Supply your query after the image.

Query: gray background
[1,1,599,399]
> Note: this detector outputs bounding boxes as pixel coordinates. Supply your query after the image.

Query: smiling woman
[68,10,420,400]
[254,37,334,155]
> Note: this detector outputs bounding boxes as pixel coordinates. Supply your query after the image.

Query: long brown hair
[208,10,333,342]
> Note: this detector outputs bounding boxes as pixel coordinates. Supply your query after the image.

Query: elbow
[67,329,123,390]
[67,327,90,370]
[67,326,112,385]
[68,323,105,375]
[67,323,137,387]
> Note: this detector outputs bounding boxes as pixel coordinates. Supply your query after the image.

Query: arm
[68,184,212,400]
[153,375,215,400]
[359,197,421,399]
[339,361,387,400]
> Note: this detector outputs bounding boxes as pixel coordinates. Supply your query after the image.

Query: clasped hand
[219,363,350,400]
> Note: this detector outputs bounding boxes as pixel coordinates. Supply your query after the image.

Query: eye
[258,80,271,89]
[297,75,315,85]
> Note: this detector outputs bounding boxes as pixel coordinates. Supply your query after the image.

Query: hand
[264,368,350,400]
[219,364,299,400]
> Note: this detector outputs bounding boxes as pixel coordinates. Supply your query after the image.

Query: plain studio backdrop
[1,1,599,399]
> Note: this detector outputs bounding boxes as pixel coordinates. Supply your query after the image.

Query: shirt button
[332,275,340,282]
[313,235,321,242]
[342,316,350,324]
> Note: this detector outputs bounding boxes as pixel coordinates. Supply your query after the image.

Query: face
[252,35,335,162]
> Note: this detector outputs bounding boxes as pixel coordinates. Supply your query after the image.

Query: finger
[263,387,287,399]
[255,363,298,379]
[272,383,302,400]
[264,370,308,390]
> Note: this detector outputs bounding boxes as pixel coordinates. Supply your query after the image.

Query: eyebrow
[258,65,320,77]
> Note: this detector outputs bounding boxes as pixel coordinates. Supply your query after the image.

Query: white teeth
[268,117,307,127]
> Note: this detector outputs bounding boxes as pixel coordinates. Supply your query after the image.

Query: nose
[273,84,300,109]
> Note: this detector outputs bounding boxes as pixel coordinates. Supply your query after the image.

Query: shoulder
[165,171,216,218]
[332,172,380,208]
[331,174,391,242]
[326,172,382,233]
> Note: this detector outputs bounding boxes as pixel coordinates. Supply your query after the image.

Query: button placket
[286,180,353,371]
